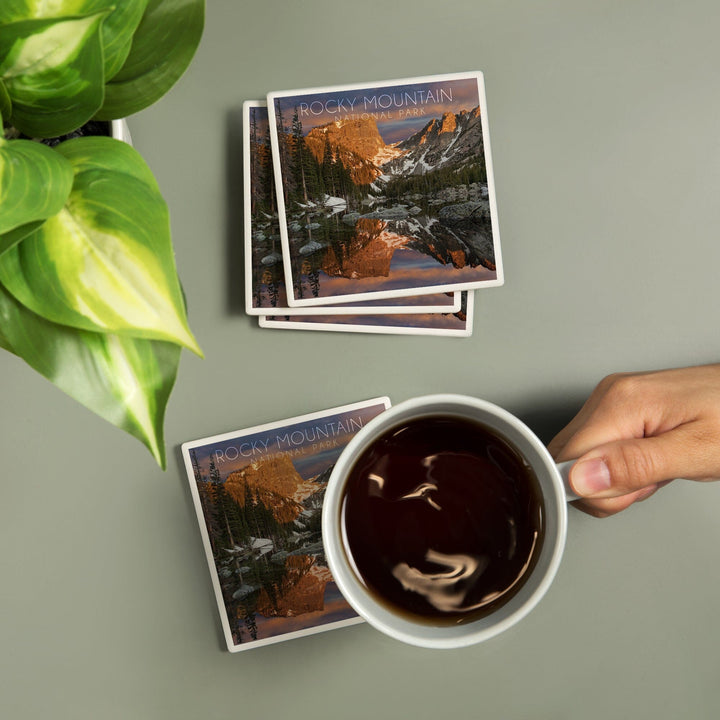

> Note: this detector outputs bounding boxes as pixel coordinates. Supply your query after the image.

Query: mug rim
[321,393,568,649]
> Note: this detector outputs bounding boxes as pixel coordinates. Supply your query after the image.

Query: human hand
[548,364,720,517]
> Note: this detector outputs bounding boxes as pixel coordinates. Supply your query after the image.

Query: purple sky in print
[273,76,481,144]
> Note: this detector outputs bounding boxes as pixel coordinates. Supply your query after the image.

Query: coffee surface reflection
[340,416,545,624]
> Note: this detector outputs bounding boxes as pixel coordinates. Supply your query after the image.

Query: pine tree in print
[260,121,276,215]
[275,105,293,202]
[249,107,260,215]
[291,107,309,203]
[208,454,221,484]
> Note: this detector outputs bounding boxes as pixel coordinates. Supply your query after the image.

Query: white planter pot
[111,119,132,145]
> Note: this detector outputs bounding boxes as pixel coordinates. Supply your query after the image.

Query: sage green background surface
[2,1,720,717]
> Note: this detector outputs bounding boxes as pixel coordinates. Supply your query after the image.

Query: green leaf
[0,280,179,468]
[57,131,159,188]
[0,12,108,137]
[0,136,202,355]
[0,220,45,257]
[0,79,11,122]
[0,1,150,82]
[0,322,13,353]
[0,136,74,234]
[97,0,204,120]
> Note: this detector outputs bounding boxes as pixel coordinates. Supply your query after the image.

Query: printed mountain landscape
[302,106,484,186]
[184,401,390,649]
[189,449,347,646]
[254,80,500,303]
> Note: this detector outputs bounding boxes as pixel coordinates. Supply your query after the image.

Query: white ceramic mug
[321,394,577,649]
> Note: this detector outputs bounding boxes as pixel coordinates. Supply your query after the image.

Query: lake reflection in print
[288,212,497,303]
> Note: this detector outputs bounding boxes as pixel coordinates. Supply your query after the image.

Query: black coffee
[340,415,545,625]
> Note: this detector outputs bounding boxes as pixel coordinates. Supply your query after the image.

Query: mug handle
[556,460,581,502]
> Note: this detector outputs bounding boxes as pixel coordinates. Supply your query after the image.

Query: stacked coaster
[243,72,503,336]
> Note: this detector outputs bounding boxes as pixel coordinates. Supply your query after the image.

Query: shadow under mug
[321,394,577,650]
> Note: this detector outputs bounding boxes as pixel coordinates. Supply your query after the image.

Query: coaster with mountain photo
[181,397,391,651]
[267,71,503,308]
[259,290,474,337]
[244,100,461,317]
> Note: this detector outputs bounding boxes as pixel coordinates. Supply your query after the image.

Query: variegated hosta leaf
[97,0,204,120]
[0,0,149,81]
[0,281,179,468]
[0,12,107,137]
[0,135,73,236]
[0,136,202,355]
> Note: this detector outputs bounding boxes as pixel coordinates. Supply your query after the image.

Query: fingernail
[572,457,612,496]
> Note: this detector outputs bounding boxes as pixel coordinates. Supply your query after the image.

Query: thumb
[569,431,690,499]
